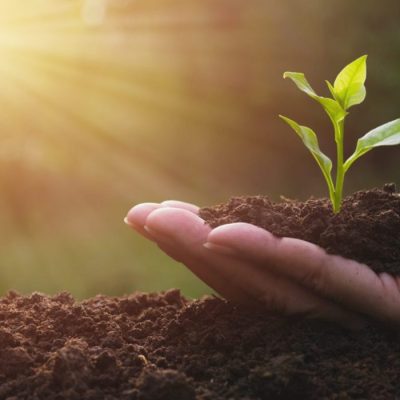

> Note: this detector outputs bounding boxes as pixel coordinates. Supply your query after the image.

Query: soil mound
[1,290,399,399]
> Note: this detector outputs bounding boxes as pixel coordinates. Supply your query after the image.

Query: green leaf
[344,118,400,172]
[283,72,347,129]
[333,55,367,110]
[283,72,317,98]
[326,80,338,101]
[317,97,347,130]
[279,115,334,194]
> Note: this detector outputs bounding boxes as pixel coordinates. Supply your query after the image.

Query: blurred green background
[0,0,399,298]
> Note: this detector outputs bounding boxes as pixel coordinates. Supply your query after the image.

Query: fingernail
[124,217,140,229]
[203,242,237,256]
[144,225,157,235]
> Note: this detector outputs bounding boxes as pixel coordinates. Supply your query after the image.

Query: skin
[125,200,400,329]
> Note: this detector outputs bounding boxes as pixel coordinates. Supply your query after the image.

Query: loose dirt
[200,184,400,274]
[1,290,400,399]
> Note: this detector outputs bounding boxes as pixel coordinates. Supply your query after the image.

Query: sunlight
[0,0,265,207]
[0,1,176,183]
[82,0,107,26]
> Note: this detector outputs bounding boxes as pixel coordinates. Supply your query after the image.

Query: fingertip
[145,207,210,244]
[125,203,161,227]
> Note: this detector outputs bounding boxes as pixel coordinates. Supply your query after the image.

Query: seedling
[280,55,400,213]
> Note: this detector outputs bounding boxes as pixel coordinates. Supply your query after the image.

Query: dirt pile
[1,290,399,399]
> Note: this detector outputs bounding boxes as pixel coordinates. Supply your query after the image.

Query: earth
[1,185,400,399]
[199,183,400,274]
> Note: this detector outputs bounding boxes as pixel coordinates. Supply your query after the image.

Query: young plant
[280,55,400,213]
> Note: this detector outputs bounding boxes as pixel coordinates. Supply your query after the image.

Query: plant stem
[333,120,345,213]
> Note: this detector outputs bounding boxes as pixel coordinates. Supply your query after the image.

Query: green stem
[333,121,345,213]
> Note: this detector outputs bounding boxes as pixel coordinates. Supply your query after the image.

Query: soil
[199,184,400,274]
[1,290,400,400]
[2,186,400,399]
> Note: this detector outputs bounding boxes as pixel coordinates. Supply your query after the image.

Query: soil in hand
[199,184,400,274]
[1,290,400,399]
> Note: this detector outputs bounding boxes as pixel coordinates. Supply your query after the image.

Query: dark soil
[2,186,400,399]
[2,290,400,400]
[199,184,400,274]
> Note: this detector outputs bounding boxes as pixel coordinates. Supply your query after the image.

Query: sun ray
[3,46,249,142]
[0,0,261,213]
[0,52,205,201]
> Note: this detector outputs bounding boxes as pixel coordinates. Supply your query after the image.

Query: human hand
[125,201,400,329]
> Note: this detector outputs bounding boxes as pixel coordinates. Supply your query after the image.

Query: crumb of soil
[199,184,400,274]
[1,290,400,399]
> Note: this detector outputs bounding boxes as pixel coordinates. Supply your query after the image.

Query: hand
[125,201,400,329]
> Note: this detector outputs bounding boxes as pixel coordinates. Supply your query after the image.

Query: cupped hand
[125,201,400,328]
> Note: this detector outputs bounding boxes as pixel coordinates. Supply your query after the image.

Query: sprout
[280,55,400,213]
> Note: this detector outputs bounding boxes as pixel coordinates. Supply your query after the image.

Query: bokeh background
[0,0,399,298]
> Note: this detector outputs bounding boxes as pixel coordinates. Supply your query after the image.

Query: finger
[125,201,200,239]
[145,208,209,249]
[144,207,259,305]
[125,204,251,302]
[207,223,400,324]
[124,203,249,302]
[125,203,161,240]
